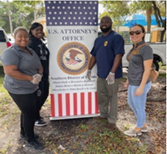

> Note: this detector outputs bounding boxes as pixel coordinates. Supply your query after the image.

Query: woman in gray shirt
[0,27,44,150]
[123,24,153,137]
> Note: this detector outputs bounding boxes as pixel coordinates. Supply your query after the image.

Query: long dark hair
[131,24,145,41]
[29,22,45,41]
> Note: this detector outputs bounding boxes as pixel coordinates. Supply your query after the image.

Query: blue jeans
[128,82,151,128]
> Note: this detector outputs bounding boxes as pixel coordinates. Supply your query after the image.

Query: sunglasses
[129,30,142,35]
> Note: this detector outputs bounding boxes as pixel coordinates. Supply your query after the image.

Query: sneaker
[141,127,148,132]
[25,139,44,150]
[35,119,47,127]
[20,134,39,140]
[124,129,142,137]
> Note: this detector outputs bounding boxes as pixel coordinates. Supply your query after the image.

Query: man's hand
[87,70,91,80]
[31,74,42,84]
[106,72,115,85]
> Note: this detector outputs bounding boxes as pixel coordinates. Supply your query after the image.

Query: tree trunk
[152,1,165,42]
[146,7,151,33]
[34,10,37,20]
[152,1,161,27]
[160,18,166,42]
[7,0,13,34]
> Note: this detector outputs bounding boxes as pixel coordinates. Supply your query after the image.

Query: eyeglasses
[129,30,142,35]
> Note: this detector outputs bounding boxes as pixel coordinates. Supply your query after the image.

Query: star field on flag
[45,1,98,26]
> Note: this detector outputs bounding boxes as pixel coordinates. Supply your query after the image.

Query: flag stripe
[95,92,98,113]
[66,93,70,116]
[88,92,92,114]
[50,94,55,117]
[73,93,77,115]
[58,94,62,116]
[51,92,98,118]
[81,93,85,115]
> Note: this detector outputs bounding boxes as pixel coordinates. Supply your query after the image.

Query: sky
[98,3,105,14]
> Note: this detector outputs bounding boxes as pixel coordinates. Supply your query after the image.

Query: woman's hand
[31,74,42,84]
[124,79,129,89]
[135,87,144,96]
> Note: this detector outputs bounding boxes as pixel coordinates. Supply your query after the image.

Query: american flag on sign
[50,92,99,118]
[45,1,98,26]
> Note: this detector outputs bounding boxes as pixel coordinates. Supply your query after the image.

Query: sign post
[45,0,99,120]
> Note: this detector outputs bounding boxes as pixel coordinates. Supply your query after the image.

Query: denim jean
[127,82,152,128]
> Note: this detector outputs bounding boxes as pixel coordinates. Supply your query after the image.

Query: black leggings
[9,91,37,141]
[36,78,49,120]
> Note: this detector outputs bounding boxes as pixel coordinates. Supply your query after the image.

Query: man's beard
[100,26,111,33]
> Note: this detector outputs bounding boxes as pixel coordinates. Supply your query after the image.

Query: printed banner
[45,0,99,120]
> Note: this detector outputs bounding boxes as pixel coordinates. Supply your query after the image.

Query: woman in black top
[29,22,50,126]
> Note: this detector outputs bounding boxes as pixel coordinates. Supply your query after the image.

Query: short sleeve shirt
[126,41,153,86]
[91,31,125,79]
[0,43,41,94]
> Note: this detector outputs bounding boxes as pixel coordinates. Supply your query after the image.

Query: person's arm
[135,59,153,96]
[124,78,129,89]
[110,54,123,73]
[88,56,96,70]
[87,56,96,80]
[3,65,33,81]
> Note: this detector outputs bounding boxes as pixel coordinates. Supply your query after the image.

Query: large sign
[45,0,99,120]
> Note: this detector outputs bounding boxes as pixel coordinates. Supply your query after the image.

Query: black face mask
[100,25,111,33]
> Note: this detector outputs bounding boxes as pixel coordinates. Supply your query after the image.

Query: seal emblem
[57,42,90,75]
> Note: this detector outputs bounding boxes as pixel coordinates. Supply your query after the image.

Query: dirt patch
[0,73,166,154]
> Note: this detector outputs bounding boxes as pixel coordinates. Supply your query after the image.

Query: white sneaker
[141,127,148,132]
[35,119,47,127]
[124,129,142,137]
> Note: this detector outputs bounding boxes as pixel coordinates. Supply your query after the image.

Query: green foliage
[0,73,13,118]
[129,1,152,13]
[157,1,166,17]
[99,1,166,29]
[99,1,130,27]
[80,124,87,130]
[160,66,166,70]
[159,72,166,78]
[0,67,4,74]
[0,148,7,154]
[0,1,45,33]
[78,124,148,154]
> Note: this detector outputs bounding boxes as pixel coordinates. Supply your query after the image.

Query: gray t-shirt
[0,43,41,94]
[126,42,153,86]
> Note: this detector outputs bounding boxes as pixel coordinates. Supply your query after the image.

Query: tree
[0,1,45,33]
[7,0,13,34]
[14,1,45,21]
[99,1,130,29]
[152,1,166,42]
[99,1,166,42]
